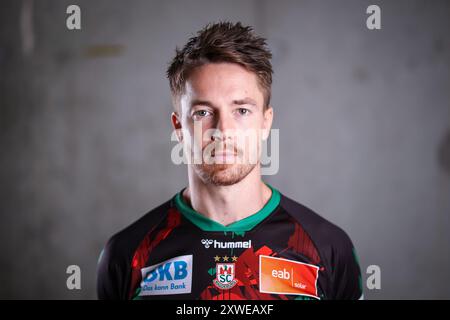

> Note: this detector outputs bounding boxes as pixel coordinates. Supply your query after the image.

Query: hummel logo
[201,239,252,249]
[201,239,214,248]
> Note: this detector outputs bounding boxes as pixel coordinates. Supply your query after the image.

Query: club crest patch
[213,263,238,290]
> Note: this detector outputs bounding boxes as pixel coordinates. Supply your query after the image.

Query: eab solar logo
[139,254,193,296]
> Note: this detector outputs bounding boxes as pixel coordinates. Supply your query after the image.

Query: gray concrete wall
[0,0,449,299]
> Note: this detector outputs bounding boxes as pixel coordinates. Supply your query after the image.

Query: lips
[211,149,238,157]
[210,144,237,156]
[213,151,237,157]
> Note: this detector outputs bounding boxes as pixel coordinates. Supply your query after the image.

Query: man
[97,21,363,300]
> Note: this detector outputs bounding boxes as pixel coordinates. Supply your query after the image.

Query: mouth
[209,147,239,164]
[210,144,238,157]
[212,151,237,157]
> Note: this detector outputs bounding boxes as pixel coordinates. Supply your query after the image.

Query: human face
[172,62,273,186]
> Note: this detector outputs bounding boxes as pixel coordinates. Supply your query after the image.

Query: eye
[192,110,212,119]
[237,108,251,116]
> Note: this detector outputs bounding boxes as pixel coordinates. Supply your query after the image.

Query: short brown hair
[166,21,273,110]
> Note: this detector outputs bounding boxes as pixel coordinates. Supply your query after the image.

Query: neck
[182,166,272,226]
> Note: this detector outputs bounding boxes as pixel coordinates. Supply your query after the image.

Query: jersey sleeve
[96,237,129,300]
[330,232,363,300]
[96,201,171,300]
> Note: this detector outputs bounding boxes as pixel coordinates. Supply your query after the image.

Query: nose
[212,112,235,142]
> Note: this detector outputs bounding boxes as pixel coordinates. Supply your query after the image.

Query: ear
[262,106,273,141]
[171,111,183,142]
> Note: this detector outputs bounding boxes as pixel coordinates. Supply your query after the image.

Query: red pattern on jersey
[287,219,321,265]
[200,245,288,300]
[128,207,181,299]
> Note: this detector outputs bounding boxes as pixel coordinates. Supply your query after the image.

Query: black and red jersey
[97,183,363,300]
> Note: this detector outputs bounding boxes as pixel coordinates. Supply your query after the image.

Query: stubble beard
[193,162,257,186]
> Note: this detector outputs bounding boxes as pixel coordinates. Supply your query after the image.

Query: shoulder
[278,192,363,299]
[279,193,355,252]
[96,198,172,299]
[102,198,172,263]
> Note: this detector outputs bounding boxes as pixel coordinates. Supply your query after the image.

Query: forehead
[183,62,264,103]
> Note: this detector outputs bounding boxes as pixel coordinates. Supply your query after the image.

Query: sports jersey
[97,183,363,300]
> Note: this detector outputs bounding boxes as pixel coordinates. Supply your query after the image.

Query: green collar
[174,183,281,232]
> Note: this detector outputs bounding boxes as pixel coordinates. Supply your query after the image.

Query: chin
[194,163,256,186]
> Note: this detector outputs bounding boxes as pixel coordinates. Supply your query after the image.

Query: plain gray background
[1,0,449,299]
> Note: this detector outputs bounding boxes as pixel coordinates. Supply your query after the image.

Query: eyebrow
[191,99,214,108]
[232,97,257,107]
[190,97,257,108]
